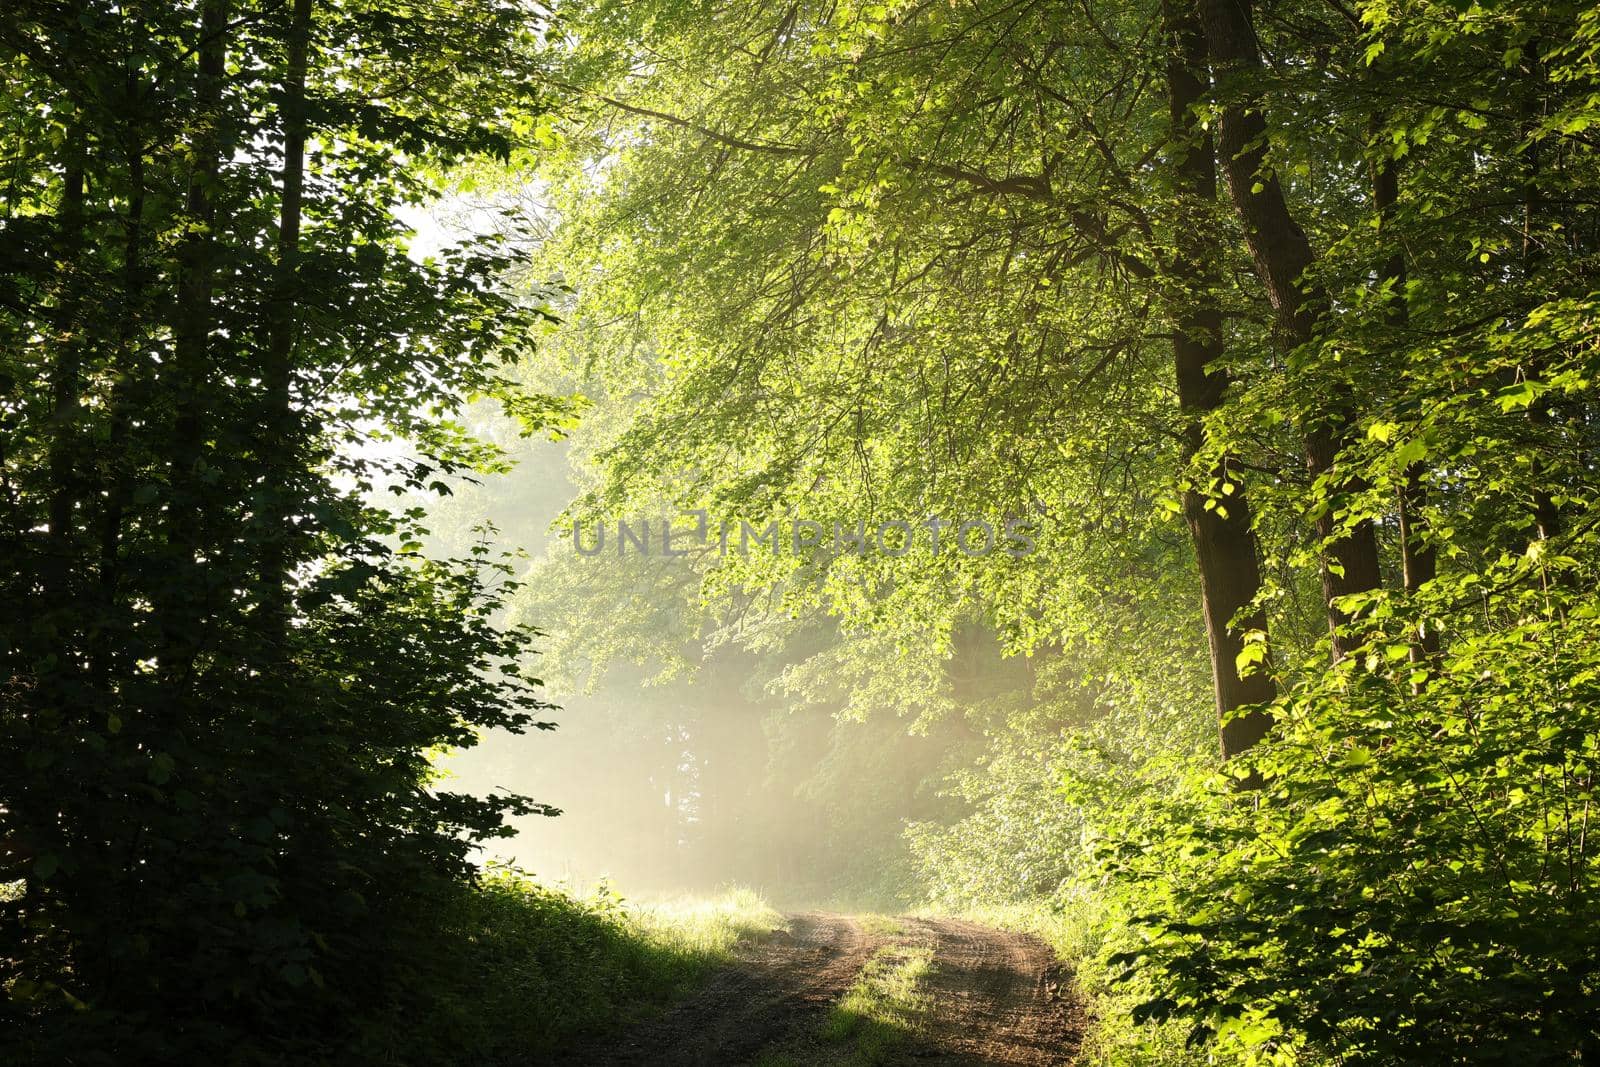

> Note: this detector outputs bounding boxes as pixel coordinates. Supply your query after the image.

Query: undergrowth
[354,871,782,1064]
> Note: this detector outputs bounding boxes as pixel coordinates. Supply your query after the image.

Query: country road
[553,913,1085,1066]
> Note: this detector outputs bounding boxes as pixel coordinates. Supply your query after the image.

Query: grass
[854,913,908,939]
[629,885,790,956]
[821,942,935,1063]
[355,870,784,1065]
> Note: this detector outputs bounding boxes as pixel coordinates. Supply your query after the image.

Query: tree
[512,0,1600,1056]
[0,2,562,1058]
[530,0,1290,764]
[1163,0,1277,755]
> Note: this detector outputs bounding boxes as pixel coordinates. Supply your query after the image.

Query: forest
[2,0,1598,1063]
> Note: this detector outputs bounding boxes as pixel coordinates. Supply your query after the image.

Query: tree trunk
[258,0,313,647]
[1372,153,1438,679]
[46,123,87,604]
[1198,0,1383,660]
[1521,39,1564,546]
[94,113,147,691]
[162,0,231,683]
[1163,0,1276,759]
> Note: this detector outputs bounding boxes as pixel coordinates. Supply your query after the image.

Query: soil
[551,912,1086,1066]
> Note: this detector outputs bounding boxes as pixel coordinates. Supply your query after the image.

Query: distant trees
[0,2,559,1059]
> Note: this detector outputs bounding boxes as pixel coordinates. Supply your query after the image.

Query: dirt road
[555,913,1085,1066]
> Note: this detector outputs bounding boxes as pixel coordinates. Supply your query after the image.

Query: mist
[412,404,1032,910]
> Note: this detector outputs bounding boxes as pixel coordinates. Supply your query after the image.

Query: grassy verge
[356,871,783,1064]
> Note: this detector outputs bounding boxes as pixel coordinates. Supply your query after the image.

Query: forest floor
[553,912,1086,1066]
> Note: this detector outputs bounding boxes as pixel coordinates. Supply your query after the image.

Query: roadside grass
[355,870,783,1065]
[633,885,790,954]
[954,890,1101,965]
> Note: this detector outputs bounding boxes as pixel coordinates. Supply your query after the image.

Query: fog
[394,403,1029,910]
[385,189,1049,910]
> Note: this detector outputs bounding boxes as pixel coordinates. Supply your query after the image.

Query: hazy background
[392,194,1095,912]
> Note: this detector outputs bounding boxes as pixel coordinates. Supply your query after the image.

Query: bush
[1103,571,1600,1064]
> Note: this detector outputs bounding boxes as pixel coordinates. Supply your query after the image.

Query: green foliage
[0,1,570,1061]
[354,873,783,1064]
[1104,562,1600,1063]
[529,0,1210,668]
[507,0,1600,1061]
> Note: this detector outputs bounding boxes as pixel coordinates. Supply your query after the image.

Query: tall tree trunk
[258,0,313,648]
[1372,153,1438,679]
[46,123,87,605]
[86,79,153,1002]
[162,0,231,683]
[1521,38,1564,546]
[1198,0,1383,660]
[94,114,146,691]
[1163,0,1275,758]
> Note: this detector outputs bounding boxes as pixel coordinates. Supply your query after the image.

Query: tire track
[900,917,1084,1065]
[554,912,1084,1066]
[553,912,878,1065]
